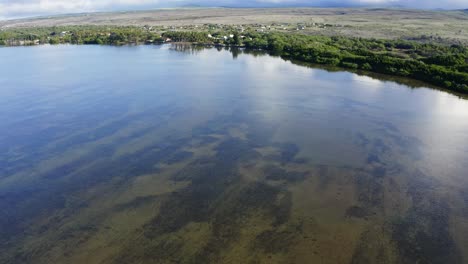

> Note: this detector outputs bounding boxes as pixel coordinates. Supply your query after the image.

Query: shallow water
[1,44,468,264]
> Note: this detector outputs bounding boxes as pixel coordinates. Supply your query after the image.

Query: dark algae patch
[133,119,300,263]
[345,206,373,219]
[390,171,463,264]
[391,207,462,264]
[254,227,298,254]
[350,228,397,264]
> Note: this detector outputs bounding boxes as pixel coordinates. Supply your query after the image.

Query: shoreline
[1,27,467,95]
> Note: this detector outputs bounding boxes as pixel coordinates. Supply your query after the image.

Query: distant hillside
[1,8,467,45]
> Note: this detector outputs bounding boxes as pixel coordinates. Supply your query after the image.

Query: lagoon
[1,44,468,263]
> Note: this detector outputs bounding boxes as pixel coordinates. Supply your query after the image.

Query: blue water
[1,44,467,263]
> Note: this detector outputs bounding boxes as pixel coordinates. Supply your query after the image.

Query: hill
[1,8,467,45]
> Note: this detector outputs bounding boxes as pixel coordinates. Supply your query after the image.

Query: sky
[0,0,467,19]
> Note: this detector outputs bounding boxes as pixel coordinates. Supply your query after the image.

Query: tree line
[1,26,467,94]
[238,32,468,93]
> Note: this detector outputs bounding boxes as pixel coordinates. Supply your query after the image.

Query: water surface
[1,45,468,264]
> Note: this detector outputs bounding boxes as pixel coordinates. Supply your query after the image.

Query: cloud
[0,0,166,18]
[0,0,467,19]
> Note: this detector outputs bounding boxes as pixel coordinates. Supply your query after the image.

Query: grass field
[1,8,468,45]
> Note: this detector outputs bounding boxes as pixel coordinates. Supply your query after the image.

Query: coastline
[1,27,467,95]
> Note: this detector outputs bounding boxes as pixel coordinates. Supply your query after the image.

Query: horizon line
[1,6,467,22]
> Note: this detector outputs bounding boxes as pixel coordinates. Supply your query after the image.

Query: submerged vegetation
[1,25,467,93]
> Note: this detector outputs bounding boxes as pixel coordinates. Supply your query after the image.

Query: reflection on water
[1,45,468,264]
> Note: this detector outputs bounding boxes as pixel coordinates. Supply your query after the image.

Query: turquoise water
[1,44,468,263]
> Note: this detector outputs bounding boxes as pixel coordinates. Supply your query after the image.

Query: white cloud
[0,0,165,19]
[0,0,466,19]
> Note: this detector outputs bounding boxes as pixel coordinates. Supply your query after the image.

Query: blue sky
[1,0,467,19]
